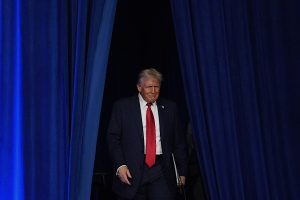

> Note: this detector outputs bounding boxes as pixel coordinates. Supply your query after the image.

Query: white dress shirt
[138,93,162,155]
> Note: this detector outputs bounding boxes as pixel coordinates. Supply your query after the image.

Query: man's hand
[117,165,132,185]
[179,176,186,186]
[178,176,186,193]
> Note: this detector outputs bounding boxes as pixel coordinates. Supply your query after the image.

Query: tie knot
[146,103,152,107]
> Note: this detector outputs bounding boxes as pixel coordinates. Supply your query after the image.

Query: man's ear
[137,84,141,92]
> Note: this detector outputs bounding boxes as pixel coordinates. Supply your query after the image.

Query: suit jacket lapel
[157,100,166,143]
[132,96,144,143]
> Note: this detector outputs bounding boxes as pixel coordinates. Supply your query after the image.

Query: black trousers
[117,156,175,200]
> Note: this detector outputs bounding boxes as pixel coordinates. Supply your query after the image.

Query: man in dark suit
[107,68,188,200]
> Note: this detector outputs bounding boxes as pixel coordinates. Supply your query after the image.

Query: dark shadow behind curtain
[92,0,207,199]
[171,0,300,199]
[0,0,116,199]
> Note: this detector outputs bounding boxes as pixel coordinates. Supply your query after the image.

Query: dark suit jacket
[107,95,188,199]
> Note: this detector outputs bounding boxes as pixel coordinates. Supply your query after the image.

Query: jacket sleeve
[106,101,126,171]
[172,104,188,177]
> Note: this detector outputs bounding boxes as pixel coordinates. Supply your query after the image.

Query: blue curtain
[171,0,300,199]
[0,0,116,199]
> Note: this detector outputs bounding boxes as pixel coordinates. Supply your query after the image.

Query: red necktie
[145,103,156,168]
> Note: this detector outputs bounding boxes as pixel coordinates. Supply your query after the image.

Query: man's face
[137,78,160,103]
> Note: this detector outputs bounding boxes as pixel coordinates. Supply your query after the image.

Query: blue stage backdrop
[0,0,117,200]
[171,0,300,199]
[1,0,300,200]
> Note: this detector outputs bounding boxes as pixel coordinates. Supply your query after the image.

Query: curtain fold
[171,0,300,199]
[68,0,117,199]
[0,0,117,199]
